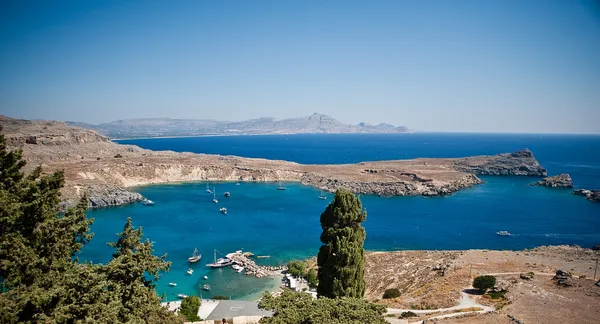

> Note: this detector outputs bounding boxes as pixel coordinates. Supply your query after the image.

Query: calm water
[80,134,600,300]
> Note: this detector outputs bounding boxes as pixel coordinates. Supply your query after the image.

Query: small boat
[236,182,241,186]
[177,294,188,299]
[212,188,218,203]
[141,198,155,206]
[224,192,231,197]
[188,248,202,263]
[186,268,194,275]
[232,264,242,271]
[277,180,287,191]
[256,255,270,259]
[237,267,244,273]
[206,182,212,193]
[169,282,177,287]
[203,275,208,280]
[496,231,511,236]
[319,190,326,200]
[219,207,227,214]
[203,284,211,291]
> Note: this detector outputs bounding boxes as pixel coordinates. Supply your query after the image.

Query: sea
[79,133,600,301]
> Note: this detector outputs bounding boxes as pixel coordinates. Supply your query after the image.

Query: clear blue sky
[1,0,599,133]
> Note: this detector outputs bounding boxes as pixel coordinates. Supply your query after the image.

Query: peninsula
[1,115,547,209]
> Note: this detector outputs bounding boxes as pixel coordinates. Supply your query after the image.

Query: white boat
[169,282,177,287]
[496,231,511,236]
[206,182,212,193]
[319,190,326,200]
[203,275,208,280]
[186,268,194,275]
[277,180,287,191]
[237,267,244,273]
[206,250,233,268]
[177,294,188,299]
[219,207,227,214]
[188,248,202,263]
[232,264,242,271]
[236,182,241,186]
[203,284,211,291]
[142,198,155,206]
[212,188,218,203]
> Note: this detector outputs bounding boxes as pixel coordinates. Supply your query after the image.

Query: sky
[1,0,599,133]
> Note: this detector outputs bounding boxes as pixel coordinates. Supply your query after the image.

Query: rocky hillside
[67,113,410,138]
[2,115,546,209]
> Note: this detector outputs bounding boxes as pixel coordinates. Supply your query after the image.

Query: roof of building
[204,300,273,321]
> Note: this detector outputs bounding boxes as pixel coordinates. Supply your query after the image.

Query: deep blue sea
[80,133,600,301]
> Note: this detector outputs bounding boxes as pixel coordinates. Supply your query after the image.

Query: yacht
[212,188,218,204]
[206,250,234,268]
[203,284,211,291]
[168,282,177,287]
[236,182,241,186]
[177,294,188,299]
[186,268,194,275]
[219,207,227,215]
[319,190,326,200]
[188,248,202,263]
[277,180,287,191]
[206,182,212,193]
[141,198,155,206]
[203,275,208,280]
[496,231,511,236]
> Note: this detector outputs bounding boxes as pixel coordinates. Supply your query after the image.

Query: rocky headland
[1,115,548,209]
[572,189,600,203]
[531,173,574,188]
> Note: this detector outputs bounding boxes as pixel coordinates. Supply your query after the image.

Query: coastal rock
[531,174,574,188]
[572,189,600,203]
[452,149,547,177]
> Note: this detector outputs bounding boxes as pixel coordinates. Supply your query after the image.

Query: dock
[226,251,286,278]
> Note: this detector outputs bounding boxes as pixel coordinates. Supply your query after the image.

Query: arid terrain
[365,246,600,324]
[1,115,546,209]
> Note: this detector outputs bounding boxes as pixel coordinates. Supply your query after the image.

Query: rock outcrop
[572,189,600,203]
[531,173,574,188]
[1,116,551,209]
[452,149,547,177]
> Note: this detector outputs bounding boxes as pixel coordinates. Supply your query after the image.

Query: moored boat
[203,284,211,291]
[169,282,177,287]
[188,248,202,263]
[206,182,212,193]
[219,207,227,214]
[496,230,511,236]
[319,190,326,200]
[277,180,287,190]
[186,268,194,275]
[203,275,208,280]
[142,198,155,206]
[206,249,233,268]
[178,294,188,299]
[212,188,218,203]
[224,192,231,197]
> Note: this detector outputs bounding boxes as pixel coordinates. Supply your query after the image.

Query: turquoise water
[79,134,600,300]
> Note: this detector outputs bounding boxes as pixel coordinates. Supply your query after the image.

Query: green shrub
[306,268,318,287]
[287,260,307,277]
[180,296,201,321]
[473,275,496,292]
[212,295,229,300]
[114,154,123,158]
[400,311,417,318]
[382,288,401,299]
[487,290,507,299]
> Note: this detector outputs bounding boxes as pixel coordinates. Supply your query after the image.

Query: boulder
[572,189,600,203]
[531,174,574,188]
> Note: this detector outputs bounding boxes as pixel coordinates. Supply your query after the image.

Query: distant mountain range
[66,113,409,139]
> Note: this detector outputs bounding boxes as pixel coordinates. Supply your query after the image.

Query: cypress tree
[317,188,367,298]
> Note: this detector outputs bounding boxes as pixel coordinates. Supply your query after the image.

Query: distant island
[66,113,410,139]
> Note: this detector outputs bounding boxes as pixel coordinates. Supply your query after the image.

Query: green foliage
[287,260,307,278]
[212,295,230,300]
[400,311,417,318]
[180,296,201,321]
[473,275,496,292]
[383,288,401,299]
[317,188,367,298]
[487,290,507,299]
[305,268,318,287]
[258,289,387,324]
[0,129,180,323]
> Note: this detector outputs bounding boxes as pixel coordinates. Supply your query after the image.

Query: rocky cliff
[1,116,549,209]
[532,174,574,188]
[573,189,600,203]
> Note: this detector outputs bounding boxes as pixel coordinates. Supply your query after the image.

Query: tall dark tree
[317,188,367,298]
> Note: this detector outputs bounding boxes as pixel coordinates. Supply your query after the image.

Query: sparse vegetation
[114,153,123,158]
[487,290,507,299]
[400,311,417,318]
[473,275,496,293]
[212,295,229,300]
[383,288,401,299]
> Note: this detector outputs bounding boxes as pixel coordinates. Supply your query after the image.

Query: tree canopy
[317,188,367,298]
[0,128,179,323]
[258,289,386,324]
[180,296,201,322]
[473,275,496,293]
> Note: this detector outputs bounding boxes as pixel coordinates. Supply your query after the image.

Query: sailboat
[277,180,287,191]
[319,190,326,200]
[206,182,212,193]
[188,248,201,263]
[212,188,218,203]
[206,249,233,268]
[219,207,227,214]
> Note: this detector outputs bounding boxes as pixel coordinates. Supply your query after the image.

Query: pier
[226,251,287,278]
